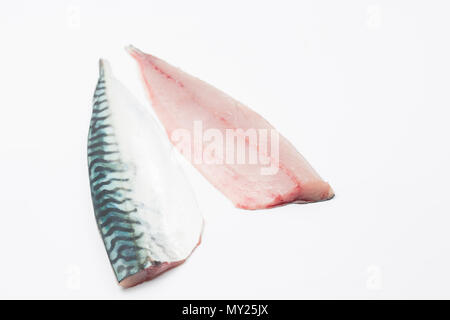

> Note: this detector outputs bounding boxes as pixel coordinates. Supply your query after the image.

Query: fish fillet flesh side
[127,46,334,210]
[87,60,203,288]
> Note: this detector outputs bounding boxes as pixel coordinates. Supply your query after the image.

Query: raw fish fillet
[127,46,334,210]
[88,60,203,288]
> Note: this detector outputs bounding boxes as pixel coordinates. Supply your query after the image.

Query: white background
[1,0,449,299]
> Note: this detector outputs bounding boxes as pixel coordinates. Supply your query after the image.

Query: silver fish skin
[87,60,203,288]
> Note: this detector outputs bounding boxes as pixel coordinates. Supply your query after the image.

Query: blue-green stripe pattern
[87,66,152,282]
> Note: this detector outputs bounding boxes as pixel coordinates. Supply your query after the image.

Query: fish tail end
[125,44,145,60]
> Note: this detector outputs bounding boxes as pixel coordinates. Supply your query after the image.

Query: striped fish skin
[88,60,203,288]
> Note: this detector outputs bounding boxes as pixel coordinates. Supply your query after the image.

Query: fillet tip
[98,58,112,77]
[98,59,105,75]
[125,45,145,59]
[327,187,335,200]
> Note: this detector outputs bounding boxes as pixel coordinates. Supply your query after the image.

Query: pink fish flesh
[127,46,334,210]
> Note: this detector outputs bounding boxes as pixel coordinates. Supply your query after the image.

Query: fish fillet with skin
[88,60,203,288]
[127,46,334,210]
